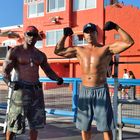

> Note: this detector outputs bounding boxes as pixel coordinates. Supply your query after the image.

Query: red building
[105,3,140,78]
[0,0,140,78]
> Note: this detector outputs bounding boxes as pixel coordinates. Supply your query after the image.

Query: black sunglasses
[84,28,95,33]
[26,32,38,37]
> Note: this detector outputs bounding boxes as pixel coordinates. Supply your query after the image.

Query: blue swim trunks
[76,84,115,132]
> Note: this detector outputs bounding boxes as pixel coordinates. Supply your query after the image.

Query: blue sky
[119,0,140,8]
[0,0,139,28]
[0,1,23,27]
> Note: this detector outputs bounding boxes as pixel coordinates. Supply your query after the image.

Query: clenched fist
[104,21,118,31]
[63,27,73,36]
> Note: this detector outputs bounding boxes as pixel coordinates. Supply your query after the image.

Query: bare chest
[16,51,41,66]
[78,47,108,65]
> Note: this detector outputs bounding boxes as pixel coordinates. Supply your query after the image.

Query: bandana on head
[25,26,39,34]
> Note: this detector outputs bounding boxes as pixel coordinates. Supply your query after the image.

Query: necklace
[30,58,34,67]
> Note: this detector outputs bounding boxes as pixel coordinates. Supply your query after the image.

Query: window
[35,40,43,48]
[73,0,96,11]
[47,0,65,12]
[46,29,63,46]
[73,34,87,46]
[28,1,44,18]
[104,0,111,7]
[0,46,9,59]
[114,34,120,40]
[24,0,37,4]
[2,40,16,46]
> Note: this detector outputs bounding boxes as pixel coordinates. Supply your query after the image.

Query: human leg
[121,88,126,99]
[6,131,15,140]
[26,87,46,139]
[103,131,113,140]
[94,85,115,132]
[76,86,93,140]
[81,130,92,140]
[29,129,38,140]
[6,89,25,139]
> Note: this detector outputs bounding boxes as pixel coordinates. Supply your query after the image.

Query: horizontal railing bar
[122,117,140,125]
[45,108,74,117]
[118,99,140,104]
[113,62,140,64]
[0,76,140,86]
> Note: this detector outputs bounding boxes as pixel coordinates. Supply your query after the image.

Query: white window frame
[46,29,63,47]
[28,0,44,18]
[47,0,65,13]
[35,40,43,48]
[2,39,17,46]
[114,34,120,40]
[73,34,87,46]
[24,0,37,4]
[73,0,97,11]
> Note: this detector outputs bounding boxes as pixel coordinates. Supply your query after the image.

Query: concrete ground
[0,85,140,140]
[0,115,140,140]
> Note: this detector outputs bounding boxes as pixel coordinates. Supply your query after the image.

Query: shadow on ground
[0,119,140,140]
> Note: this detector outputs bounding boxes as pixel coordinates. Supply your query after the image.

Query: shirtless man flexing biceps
[54,21,134,140]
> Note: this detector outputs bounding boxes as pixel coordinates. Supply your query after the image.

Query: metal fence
[0,77,140,138]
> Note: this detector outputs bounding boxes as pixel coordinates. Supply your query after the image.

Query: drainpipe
[67,0,74,78]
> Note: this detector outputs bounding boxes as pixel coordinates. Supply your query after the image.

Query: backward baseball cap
[25,26,39,34]
[83,23,97,33]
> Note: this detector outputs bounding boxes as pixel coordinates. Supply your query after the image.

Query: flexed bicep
[56,47,77,58]
[104,21,134,54]
[108,40,133,54]
[54,28,77,58]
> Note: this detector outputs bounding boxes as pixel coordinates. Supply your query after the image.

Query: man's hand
[8,81,19,90]
[56,78,63,85]
[64,27,73,36]
[104,21,118,31]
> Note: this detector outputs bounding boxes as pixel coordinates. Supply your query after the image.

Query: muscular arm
[54,35,77,58]
[2,48,16,84]
[108,25,134,54]
[40,53,61,81]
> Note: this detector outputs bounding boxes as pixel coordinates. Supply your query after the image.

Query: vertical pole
[3,69,17,133]
[118,89,123,140]
[113,54,119,140]
[72,79,78,122]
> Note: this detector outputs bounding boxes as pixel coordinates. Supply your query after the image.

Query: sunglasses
[26,32,38,37]
[84,28,95,33]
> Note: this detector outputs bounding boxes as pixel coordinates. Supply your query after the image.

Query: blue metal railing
[0,76,140,125]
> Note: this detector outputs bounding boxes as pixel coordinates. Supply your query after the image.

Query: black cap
[83,23,97,33]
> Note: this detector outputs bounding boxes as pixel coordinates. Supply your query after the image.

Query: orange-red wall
[1,1,140,79]
[23,0,104,58]
[23,0,104,78]
[105,4,140,78]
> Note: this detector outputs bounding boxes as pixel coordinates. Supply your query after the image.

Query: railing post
[113,54,119,140]
[72,79,79,122]
[117,89,123,140]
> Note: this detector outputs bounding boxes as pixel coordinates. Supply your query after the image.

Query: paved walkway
[0,116,140,140]
[0,86,140,140]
